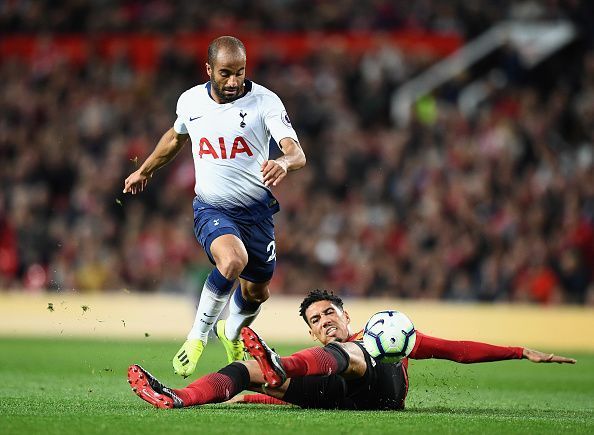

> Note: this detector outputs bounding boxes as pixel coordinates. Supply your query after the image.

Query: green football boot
[216,320,248,364]
[172,339,205,378]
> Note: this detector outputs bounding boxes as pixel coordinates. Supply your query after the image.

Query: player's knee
[245,287,269,304]
[218,256,248,279]
[326,342,368,378]
[240,360,265,383]
[218,362,250,394]
[324,342,351,374]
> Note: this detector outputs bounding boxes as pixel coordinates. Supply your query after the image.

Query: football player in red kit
[127,290,575,410]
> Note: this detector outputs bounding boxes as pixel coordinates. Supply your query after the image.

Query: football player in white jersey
[124,36,306,377]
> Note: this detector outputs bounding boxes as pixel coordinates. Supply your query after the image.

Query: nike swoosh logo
[369,319,385,329]
[190,116,202,121]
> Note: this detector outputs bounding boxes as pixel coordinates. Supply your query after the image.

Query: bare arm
[123,127,189,194]
[261,137,306,187]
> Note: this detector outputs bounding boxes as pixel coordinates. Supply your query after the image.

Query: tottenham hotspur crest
[239,110,247,128]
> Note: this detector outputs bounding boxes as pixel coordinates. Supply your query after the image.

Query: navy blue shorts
[193,199,276,283]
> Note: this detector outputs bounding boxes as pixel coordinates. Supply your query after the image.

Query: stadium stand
[0,0,592,303]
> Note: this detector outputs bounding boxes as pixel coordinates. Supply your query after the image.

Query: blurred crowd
[1,0,592,36]
[1,1,593,304]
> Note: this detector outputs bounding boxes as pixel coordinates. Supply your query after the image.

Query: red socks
[280,347,339,377]
[173,362,250,406]
[173,373,235,406]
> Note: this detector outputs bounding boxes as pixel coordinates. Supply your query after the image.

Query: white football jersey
[174,80,298,215]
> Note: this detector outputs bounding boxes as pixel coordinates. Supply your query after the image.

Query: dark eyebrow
[310,307,335,323]
[218,67,245,73]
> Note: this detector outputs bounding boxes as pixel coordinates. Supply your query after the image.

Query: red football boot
[241,327,287,388]
[127,364,184,409]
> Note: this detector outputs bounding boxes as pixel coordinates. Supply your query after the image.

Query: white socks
[187,268,235,341]
[224,286,262,341]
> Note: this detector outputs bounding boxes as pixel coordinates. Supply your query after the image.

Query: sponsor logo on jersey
[190,115,202,121]
[198,137,254,159]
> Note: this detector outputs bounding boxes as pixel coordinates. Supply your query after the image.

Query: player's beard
[211,78,243,103]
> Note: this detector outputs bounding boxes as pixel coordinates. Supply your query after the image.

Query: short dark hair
[207,36,246,66]
[299,289,344,325]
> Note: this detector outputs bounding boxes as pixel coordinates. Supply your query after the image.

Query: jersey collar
[205,79,253,104]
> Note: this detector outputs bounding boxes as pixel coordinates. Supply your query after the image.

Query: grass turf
[0,337,592,434]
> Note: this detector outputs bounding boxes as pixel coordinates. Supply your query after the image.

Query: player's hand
[261,159,288,187]
[522,348,576,364]
[123,170,151,194]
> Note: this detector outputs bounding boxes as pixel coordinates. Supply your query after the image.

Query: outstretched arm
[227,393,291,405]
[123,127,189,194]
[409,332,575,364]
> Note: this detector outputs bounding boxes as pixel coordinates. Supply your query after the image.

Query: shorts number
[266,241,276,262]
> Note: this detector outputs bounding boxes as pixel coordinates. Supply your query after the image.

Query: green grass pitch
[0,337,592,434]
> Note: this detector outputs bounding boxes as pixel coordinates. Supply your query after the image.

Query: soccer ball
[363,310,416,362]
